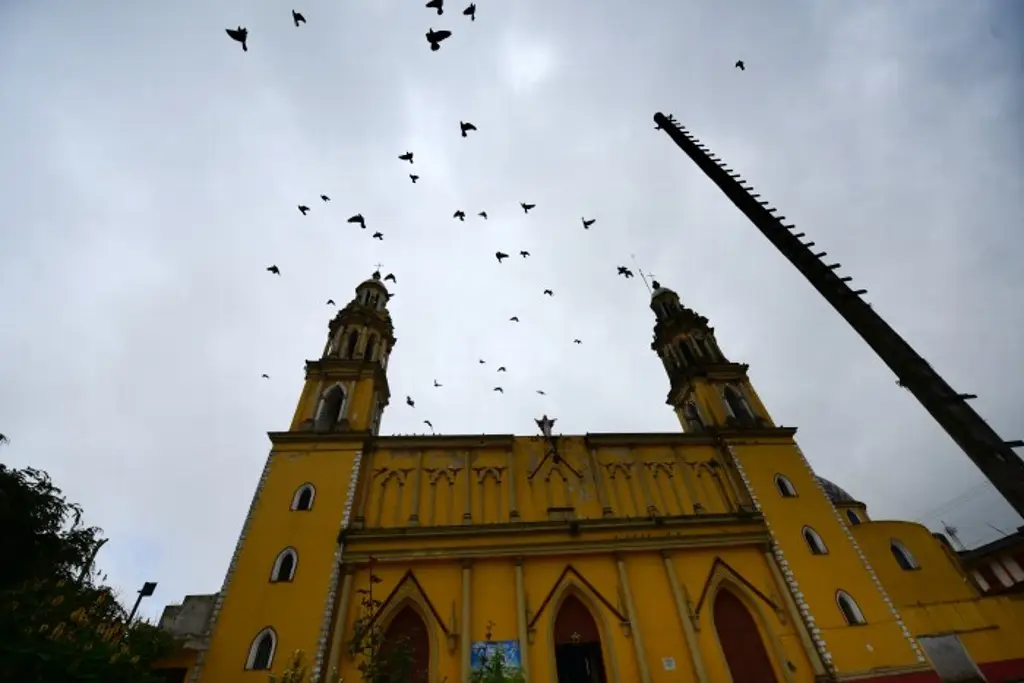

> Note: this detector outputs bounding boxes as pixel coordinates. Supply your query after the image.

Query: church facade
[180,271,1024,683]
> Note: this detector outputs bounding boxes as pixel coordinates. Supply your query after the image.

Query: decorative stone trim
[721,443,837,675]
[311,450,364,682]
[793,445,927,664]
[189,451,277,683]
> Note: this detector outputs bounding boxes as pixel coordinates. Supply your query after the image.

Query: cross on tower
[374,263,384,271]
[630,253,655,294]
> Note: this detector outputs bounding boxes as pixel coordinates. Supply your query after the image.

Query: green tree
[267,650,341,683]
[0,464,176,682]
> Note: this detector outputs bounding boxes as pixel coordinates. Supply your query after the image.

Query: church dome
[815,476,858,504]
[650,280,677,300]
[357,270,389,292]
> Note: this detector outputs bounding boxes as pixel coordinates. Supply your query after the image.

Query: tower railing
[653,112,1024,520]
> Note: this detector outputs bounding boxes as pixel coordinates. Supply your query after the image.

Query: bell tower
[290,270,396,435]
[649,280,774,433]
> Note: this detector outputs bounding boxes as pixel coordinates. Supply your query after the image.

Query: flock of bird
[222,3,748,435]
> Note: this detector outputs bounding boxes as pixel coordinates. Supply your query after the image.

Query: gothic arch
[702,571,792,683]
[344,328,361,359]
[245,626,277,670]
[291,483,316,511]
[712,587,781,683]
[543,575,622,683]
[371,593,440,682]
[315,383,348,431]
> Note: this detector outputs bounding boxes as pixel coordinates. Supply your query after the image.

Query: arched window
[890,540,919,570]
[291,483,315,511]
[836,591,866,625]
[345,330,360,359]
[246,627,277,670]
[365,335,378,361]
[724,386,755,424]
[270,548,298,582]
[314,384,347,432]
[846,509,861,525]
[682,402,704,433]
[802,526,828,555]
[775,474,797,498]
[678,340,696,366]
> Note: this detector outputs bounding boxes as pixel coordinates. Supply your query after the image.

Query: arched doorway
[713,589,778,683]
[380,605,430,683]
[553,594,608,683]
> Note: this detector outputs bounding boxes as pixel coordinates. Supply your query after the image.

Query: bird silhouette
[326,299,336,306]
[543,289,553,296]
[478,359,486,364]
[463,2,476,20]
[426,0,443,15]
[617,266,634,278]
[493,387,504,393]
[261,374,270,379]
[495,251,509,263]
[582,217,595,229]
[225,26,248,51]
[347,214,366,229]
[509,316,519,322]
[372,232,384,240]
[320,194,330,202]
[267,265,281,275]
[292,10,306,26]
[478,211,488,219]
[460,121,477,138]
[298,205,310,215]
[424,420,434,431]
[410,174,419,183]
[520,250,530,258]
[573,339,582,344]
[454,210,466,221]
[497,366,507,372]
[399,151,414,163]
[521,202,536,214]
[406,396,415,407]
[434,380,442,387]
[426,28,452,51]
[0,433,8,445]
[735,60,745,71]
[536,390,546,395]
[384,273,397,283]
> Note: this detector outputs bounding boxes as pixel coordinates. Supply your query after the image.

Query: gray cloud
[1,0,1020,619]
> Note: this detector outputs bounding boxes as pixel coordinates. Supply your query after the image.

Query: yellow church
[160,270,1024,683]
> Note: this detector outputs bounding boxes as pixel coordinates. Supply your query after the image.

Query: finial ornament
[630,253,655,295]
[535,415,557,438]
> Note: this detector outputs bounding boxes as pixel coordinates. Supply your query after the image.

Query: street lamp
[125,581,158,626]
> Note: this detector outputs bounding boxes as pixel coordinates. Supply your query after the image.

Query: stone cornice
[375,434,516,451]
[584,427,797,448]
[267,431,374,448]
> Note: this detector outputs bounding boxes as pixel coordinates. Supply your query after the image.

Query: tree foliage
[0,464,176,683]
[347,560,416,683]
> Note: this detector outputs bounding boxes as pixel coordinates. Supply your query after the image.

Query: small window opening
[836,591,866,625]
[775,474,797,498]
[803,526,828,555]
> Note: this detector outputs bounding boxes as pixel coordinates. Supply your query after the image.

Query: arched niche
[544,578,622,683]
[713,588,780,683]
[370,595,440,683]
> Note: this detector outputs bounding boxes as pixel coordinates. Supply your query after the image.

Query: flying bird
[573,339,582,344]
[292,10,306,26]
[434,380,442,387]
[410,174,419,183]
[582,217,595,229]
[0,433,8,445]
[735,60,745,71]
[298,205,310,215]
[424,420,434,430]
[426,0,443,15]
[261,374,270,379]
[326,299,336,306]
[509,316,519,322]
[384,273,397,283]
[519,250,530,258]
[454,210,466,221]
[617,266,634,278]
[426,28,452,51]
[497,366,506,372]
[460,121,477,137]
[493,387,504,393]
[536,390,546,396]
[372,232,384,240]
[520,202,536,214]
[347,214,366,229]
[543,289,553,296]
[495,251,509,263]
[463,3,476,20]
[406,396,415,407]
[225,26,248,52]
[478,359,486,364]
[320,194,330,202]
[399,151,414,163]
[478,211,487,219]
[267,265,281,275]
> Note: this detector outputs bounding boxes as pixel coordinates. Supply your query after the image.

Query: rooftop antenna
[942,520,966,551]
[630,253,654,295]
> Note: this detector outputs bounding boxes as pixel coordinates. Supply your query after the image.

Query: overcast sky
[1,0,1021,621]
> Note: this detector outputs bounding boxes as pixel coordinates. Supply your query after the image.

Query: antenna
[942,520,966,551]
[630,254,654,295]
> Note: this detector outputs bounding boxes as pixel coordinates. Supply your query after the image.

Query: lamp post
[125,581,158,627]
